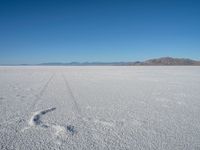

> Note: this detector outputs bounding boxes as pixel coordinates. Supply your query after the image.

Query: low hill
[141,57,200,66]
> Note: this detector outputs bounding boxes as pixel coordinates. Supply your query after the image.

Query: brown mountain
[141,57,200,66]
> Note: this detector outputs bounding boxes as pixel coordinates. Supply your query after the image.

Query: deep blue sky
[0,0,200,64]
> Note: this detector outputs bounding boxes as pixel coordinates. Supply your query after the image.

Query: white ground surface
[0,66,200,150]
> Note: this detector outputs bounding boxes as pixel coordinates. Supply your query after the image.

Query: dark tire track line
[62,73,125,148]
[62,74,82,117]
[0,73,47,126]
[30,74,55,110]
[62,73,99,146]
[6,74,55,149]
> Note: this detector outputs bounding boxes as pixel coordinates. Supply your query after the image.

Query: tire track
[0,73,50,126]
[61,73,97,143]
[62,74,82,117]
[4,74,55,149]
[25,73,55,126]
[0,74,54,127]
[30,74,54,110]
[61,73,126,148]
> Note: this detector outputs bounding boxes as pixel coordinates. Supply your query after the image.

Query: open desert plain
[0,66,200,150]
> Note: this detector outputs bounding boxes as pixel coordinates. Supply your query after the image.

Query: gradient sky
[0,0,200,64]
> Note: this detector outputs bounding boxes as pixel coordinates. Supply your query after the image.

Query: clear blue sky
[0,0,200,64]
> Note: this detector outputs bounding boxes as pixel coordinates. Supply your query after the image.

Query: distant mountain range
[37,57,200,66]
[1,57,199,66]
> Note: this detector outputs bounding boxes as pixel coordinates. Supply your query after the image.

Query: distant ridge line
[1,57,200,66]
[37,57,200,66]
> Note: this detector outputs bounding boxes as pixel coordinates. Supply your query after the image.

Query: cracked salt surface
[1,66,200,150]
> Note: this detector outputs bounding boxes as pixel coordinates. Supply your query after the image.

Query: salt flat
[0,66,200,150]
